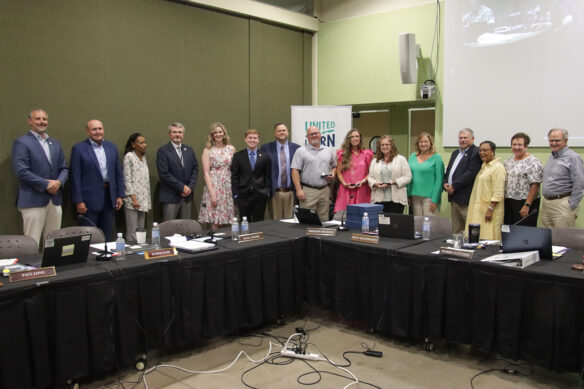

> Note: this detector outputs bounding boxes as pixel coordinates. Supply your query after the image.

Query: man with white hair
[541,128,584,228]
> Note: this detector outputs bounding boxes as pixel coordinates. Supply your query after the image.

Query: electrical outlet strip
[280,349,320,361]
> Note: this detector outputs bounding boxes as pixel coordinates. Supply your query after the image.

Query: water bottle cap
[363,212,368,216]
[424,217,429,221]
[242,216,247,221]
[117,232,123,237]
[153,222,158,227]
[233,218,238,222]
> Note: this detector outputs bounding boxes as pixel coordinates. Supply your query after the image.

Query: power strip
[280,349,321,361]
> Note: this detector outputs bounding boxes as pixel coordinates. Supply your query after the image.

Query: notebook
[501,224,553,260]
[377,213,415,240]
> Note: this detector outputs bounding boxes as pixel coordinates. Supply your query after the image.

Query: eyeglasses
[549,139,565,143]
[307,132,320,137]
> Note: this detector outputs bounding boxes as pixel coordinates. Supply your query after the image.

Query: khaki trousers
[541,197,577,228]
[269,191,295,220]
[20,200,62,247]
[411,196,436,217]
[300,186,330,222]
[451,202,468,234]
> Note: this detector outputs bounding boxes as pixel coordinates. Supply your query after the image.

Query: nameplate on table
[306,227,336,237]
[439,247,474,259]
[351,233,379,245]
[238,232,264,243]
[145,247,177,260]
[9,267,56,283]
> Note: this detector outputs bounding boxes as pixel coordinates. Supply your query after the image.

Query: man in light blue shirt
[260,123,300,219]
[541,128,584,227]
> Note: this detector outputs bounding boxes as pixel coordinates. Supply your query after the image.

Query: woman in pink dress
[334,129,373,212]
[198,122,236,230]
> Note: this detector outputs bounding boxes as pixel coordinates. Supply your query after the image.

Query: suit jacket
[260,140,300,195]
[443,144,482,205]
[156,142,199,204]
[70,139,125,211]
[12,132,68,207]
[230,149,271,201]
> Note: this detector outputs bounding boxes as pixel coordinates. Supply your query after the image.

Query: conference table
[0,220,583,388]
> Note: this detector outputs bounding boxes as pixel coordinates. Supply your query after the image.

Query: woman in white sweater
[367,135,412,213]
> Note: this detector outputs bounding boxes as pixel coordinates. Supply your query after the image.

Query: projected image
[462,0,575,47]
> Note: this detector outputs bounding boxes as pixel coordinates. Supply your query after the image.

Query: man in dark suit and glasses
[231,129,271,222]
[70,119,125,241]
[12,109,68,247]
[156,122,199,221]
[443,128,482,233]
[260,122,300,220]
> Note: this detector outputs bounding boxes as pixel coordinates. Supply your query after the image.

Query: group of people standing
[11,108,584,248]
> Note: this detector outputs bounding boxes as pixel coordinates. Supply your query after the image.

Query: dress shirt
[448,147,469,185]
[89,138,108,181]
[277,141,291,188]
[31,130,51,165]
[248,148,257,169]
[542,146,584,210]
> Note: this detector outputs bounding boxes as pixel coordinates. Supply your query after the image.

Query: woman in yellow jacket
[466,140,507,240]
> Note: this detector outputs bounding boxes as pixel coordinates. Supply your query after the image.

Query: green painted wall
[0,0,311,235]
[317,2,584,228]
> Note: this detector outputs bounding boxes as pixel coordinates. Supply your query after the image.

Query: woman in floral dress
[198,122,236,230]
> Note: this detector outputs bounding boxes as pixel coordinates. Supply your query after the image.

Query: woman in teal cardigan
[407,132,445,216]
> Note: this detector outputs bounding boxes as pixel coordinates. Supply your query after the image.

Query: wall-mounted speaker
[398,33,418,84]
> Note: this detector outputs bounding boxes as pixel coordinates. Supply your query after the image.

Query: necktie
[280,145,287,187]
[250,151,256,169]
[177,146,184,166]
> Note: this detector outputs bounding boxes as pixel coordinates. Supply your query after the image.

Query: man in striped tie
[260,123,300,220]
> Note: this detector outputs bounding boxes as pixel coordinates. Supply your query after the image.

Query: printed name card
[439,247,474,259]
[238,232,264,243]
[306,228,337,237]
[145,247,177,260]
[351,233,379,245]
[9,267,56,283]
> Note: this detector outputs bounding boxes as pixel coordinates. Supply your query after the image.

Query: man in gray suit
[156,122,199,221]
[12,109,68,246]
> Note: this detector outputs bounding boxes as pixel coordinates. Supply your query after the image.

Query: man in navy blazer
[70,119,125,241]
[156,122,199,221]
[443,128,482,233]
[231,129,271,222]
[259,122,299,219]
[12,109,68,247]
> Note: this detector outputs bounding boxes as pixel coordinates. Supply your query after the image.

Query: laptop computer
[295,207,337,227]
[501,224,553,259]
[41,234,92,267]
[377,213,415,240]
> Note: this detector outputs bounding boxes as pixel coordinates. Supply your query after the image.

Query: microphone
[201,203,218,244]
[338,194,354,231]
[77,214,114,261]
[513,209,539,226]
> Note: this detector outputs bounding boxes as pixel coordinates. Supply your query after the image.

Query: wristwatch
[524,203,531,207]
[488,206,494,211]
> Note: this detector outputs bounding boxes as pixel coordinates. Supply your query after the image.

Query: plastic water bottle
[152,222,160,248]
[362,212,369,233]
[241,216,249,235]
[422,217,431,240]
[116,233,126,260]
[231,217,239,241]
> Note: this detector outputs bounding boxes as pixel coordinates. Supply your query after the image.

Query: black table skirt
[1,221,583,388]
